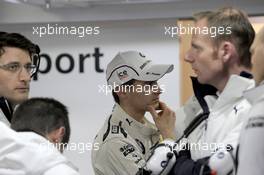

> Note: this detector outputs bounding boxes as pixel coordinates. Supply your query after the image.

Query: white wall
[1,0,264,24]
[0,19,180,174]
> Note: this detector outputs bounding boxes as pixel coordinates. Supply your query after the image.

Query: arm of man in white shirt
[44,164,80,175]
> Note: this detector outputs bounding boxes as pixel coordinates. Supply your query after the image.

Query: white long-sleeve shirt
[0,122,79,175]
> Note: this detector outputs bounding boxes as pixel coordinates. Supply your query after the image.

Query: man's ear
[218,41,237,63]
[47,126,65,144]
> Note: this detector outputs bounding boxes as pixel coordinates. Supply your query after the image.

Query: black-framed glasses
[0,62,37,76]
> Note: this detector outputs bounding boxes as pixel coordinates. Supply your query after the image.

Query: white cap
[106,51,174,87]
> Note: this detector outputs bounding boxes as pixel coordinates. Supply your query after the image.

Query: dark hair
[112,79,135,104]
[0,32,40,58]
[11,98,70,145]
[206,7,255,68]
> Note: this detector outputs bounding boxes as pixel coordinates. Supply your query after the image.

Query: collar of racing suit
[243,80,264,105]
[182,71,253,139]
[191,71,253,114]
[110,103,160,142]
[0,97,13,123]
[190,77,217,114]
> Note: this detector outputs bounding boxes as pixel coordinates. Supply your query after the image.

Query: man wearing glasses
[0,32,40,125]
[0,32,80,174]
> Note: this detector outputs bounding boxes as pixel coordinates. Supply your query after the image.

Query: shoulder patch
[111,125,120,134]
[120,143,135,157]
[102,118,129,143]
[246,116,264,129]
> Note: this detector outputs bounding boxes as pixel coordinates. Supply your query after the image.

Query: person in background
[0,32,40,125]
[165,7,255,175]
[237,26,264,175]
[0,97,79,175]
[92,51,176,175]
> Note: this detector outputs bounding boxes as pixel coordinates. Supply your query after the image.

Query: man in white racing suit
[165,7,255,175]
[237,26,264,175]
[92,51,177,175]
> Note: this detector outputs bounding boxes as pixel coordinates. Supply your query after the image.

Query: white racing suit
[92,103,176,175]
[237,81,264,175]
[169,73,254,175]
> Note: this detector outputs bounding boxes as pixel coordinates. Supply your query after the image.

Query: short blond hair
[207,7,255,68]
[193,11,214,22]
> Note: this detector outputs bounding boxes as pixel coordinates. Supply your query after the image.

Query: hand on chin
[148,101,160,110]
